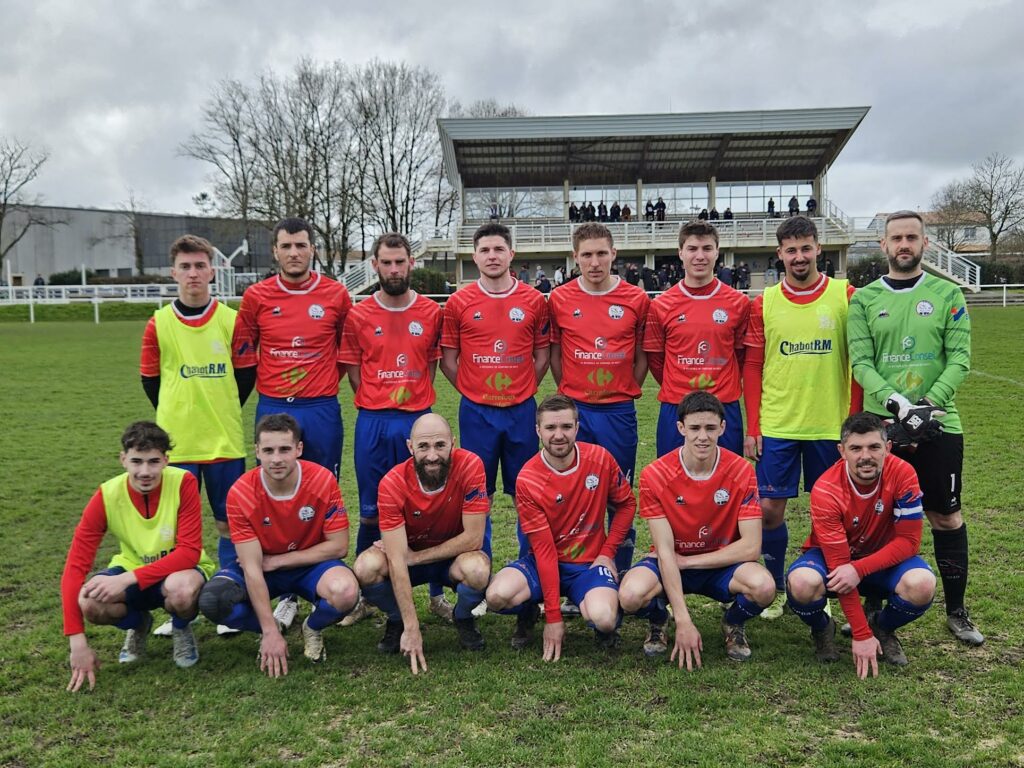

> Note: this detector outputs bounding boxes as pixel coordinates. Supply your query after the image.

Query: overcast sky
[2,0,1022,222]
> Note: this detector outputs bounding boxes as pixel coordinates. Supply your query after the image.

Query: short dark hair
[535,393,578,424]
[272,218,315,246]
[676,391,725,423]
[840,412,888,443]
[121,421,172,454]
[169,235,214,265]
[473,222,512,249]
[776,215,818,244]
[255,413,303,444]
[572,222,614,252]
[678,220,719,248]
[884,210,925,234]
[372,232,412,259]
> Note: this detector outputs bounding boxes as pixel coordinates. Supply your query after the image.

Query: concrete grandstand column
[709,176,717,211]
[564,179,570,220]
[636,179,643,215]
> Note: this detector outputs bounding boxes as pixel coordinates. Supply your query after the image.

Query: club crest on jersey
[298,505,315,522]
[585,474,600,491]
[573,308,582,318]
[712,309,728,324]
[916,301,934,316]
[608,304,624,320]
[210,340,226,354]
[308,304,325,320]
[374,326,383,336]
[408,321,424,336]
[509,307,526,322]
[473,311,482,321]
[713,488,730,505]
[494,339,507,353]
[396,353,408,367]
[874,499,885,514]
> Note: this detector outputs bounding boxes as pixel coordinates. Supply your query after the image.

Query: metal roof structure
[438,107,870,190]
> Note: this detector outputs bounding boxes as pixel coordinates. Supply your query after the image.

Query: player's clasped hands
[401,625,428,675]
[826,563,862,594]
[259,630,289,678]
[671,619,703,671]
[542,621,564,662]
[81,572,133,603]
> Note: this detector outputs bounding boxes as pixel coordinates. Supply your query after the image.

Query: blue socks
[115,608,145,631]
[217,536,237,568]
[876,592,931,631]
[454,582,485,620]
[787,594,831,632]
[362,581,401,622]
[724,593,764,625]
[306,598,347,631]
[356,521,380,555]
[762,523,789,590]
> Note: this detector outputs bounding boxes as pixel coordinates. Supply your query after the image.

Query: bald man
[352,414,492,674]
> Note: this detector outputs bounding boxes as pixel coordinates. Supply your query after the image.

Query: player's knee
[927,510,962,531]
[79,597,109,625]
[786,568,825,604]
[322,574,359,612]
[896,569,936,606]
[455,551,491,590]
[746,567,778,606]
[585,600,619,633]
[616,576,649,614]
[484,574,518,610]
[165,581,201,615]
[353,549,388,586]
[761,498,787,527]
[198,576,245,624]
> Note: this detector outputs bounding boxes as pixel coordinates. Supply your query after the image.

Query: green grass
[1,309,1022,767]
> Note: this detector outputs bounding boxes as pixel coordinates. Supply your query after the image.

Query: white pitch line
[971,369,1024,388]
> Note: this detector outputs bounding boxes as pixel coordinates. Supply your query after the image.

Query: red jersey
[805,454,923,640]
[226,460,348,554]
[378,448,489,551]
[140,300,247,376]
[61,473,203,635]
[643,279,750,403]
[339,292,441,411]
[232,273,352,399]
[549,277,651,403]
[639,447,760,555]
[441,279,549,406]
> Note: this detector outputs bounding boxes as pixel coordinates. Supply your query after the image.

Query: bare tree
[0,137,60,273]
[88,189,148,275]
[964,152,1024,257]
[930,180,975,251]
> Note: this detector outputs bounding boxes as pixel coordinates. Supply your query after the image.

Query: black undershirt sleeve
[141,375,160,409]
[235,366,256,406]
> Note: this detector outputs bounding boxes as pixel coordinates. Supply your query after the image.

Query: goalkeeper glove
[885,394,945,442]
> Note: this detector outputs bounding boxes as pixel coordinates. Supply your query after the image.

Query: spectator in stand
[788,196,800,217]
[655,197,667,221]
[868,261,881,281]
[657,265,670,290]
[709,208,720,221]
[490,203,499,221]
[34,273,45,297]
[806,196,817,217]
[569,202,580,222]
[824,258,835,279]
[536,271,551,294]
[734,262,749,290]
[622,203,632,221]
[625,263,641,286]
[698,208,709,221]
[774,257,785,276]
[767,197,776,218]
[598,201,609,222]
[535,264,545,282]
[641,265,660,293]
[570,266,581,280]
[723,208,734,220]
[645,200,655,221]
[717,263,734,287]
[610,202,621,222]
[518,264,530,282]
[553,266,565,287]
[586,201,597,222]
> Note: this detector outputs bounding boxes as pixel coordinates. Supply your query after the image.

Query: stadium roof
[438,106,870,189]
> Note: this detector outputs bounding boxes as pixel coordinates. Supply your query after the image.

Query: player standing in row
[339,233,446,625]
[743,216,861,618]
[355,414,491,673]
[645,221,749,458]
[139,236,250,639]
[62,422,215,691]
[198,414,359,674]
[620,393,774,666]
[233,218,352,629]
[847,210,982,645]
[440,222,549,557]
[787,412,935,677]
[486,395,636,660]
[549,222,650,572]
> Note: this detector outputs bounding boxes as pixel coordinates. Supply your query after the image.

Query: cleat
[811,617,840,663]
[946,608,985,646]
[759,591,786,621]
[340,596,377,627]
[428,594,455,623]
[560,599,582,618]
[643,623,668,658]
[511,603,540,650]
[172,624,199,668]
[216,624,240,636]
[594,628,621,650]
[152,619,173,637]
[471,599,488,619]
[377,619,404,654]
[722,617,752,661]
[454,616,485,651]
[119,612,154,664]
[273,595,299,633]
[869,613,908,666]
[301,617,326,663]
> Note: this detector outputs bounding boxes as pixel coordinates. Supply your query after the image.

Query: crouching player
[198,414,359,676]
[354,414,491,674]
[619,392,775,667]
[485,395,636,660]
[62,422,215,691]
[786,412,935,678]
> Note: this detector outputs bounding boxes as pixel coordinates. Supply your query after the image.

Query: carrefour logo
[389,386,412,405]
[586,368,614,387]
[779,339,832,355]
[179,362,228,379]
[486,373,513,391]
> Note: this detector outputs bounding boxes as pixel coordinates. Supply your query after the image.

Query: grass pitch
[0,308,1022,767]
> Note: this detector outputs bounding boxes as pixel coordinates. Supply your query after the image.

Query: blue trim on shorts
[575,399,638,485]
[354,408,429,518]
[257,394,342,479]
[786,548,933,599]
[756,437,839,498]
[174,458,246,522]
[458,397,537,497]
[635,556,742,603]
[214,559,348,602]
[506,555,618,606]
[656,400,743,457]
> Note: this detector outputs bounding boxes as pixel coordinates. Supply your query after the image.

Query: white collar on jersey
[781,273,826,298]
[577,275,622,296]
[372,290,419,312]
[879,272,927,293]
[260,461,302,501]
[676,279,721,301]
[844,464,883,499]
[541,444,581,476]
[275,273,322,295]
[476,277,518,297]
[678,446,720,481]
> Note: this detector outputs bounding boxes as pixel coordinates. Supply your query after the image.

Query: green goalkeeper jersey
[848,273,970,434]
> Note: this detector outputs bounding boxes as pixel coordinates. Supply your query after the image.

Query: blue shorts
[98,565,207,612]
[635,556,743,603]
[575,400,638,485]
[402,550,491,588]
[756,437,839,498]
[354,408,429,519]
[656,400,743,457]
[786,548,932,599]
[507,555,618,606]
[256,395,342,479]
[458,397,537,497]
[214,559,348,602]
[173,458,246,522]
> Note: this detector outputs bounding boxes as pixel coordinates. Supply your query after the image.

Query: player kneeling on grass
[786,412,935,678]
[485,394,636,661]
[354,414,491,674]
[619,392,775,668]
[198,414,358,676]
[62,422,215,691]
